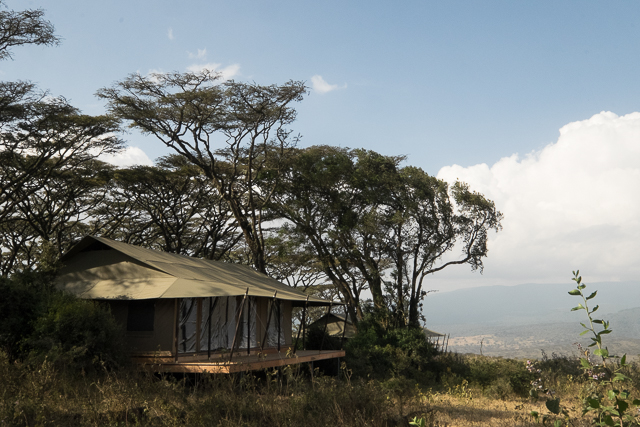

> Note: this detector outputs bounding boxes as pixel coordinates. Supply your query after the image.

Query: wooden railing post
[319,302,333,352]
[260,291,277,352]
[339,309,348,350]
[293,295,309,354]
[207,297,219,360]
[173,299,179,362]
[277,299,281,352]
[247,296,251,355]
[228,288,249,363]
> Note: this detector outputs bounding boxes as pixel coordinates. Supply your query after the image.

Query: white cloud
[186,62,240,80]
[167,28,174,40]
[188,48,207,59]
[435,111,640,289]
[310,75,346,94]
[99,146,153,168]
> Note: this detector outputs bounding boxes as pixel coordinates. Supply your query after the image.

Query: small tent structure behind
[55,236,343,372]
[308,313,357,340]
[424,328,449,353]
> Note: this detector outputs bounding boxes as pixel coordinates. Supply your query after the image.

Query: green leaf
[618,400,629,413]
[571,304,584,311]
[620,354,627,366]
[568,289,582,296]
[587,397,600,409]
[608,390,617,400]
[581,358,592,369]
[580,329,590,336]
[613,373,627,382]
[593,319,604,324]
[600,329,612,335]
[586,290,598,300]
[632,399,640,406]
[594,348,609,358]
[546,398,561,415]
[553,421,563,427]
[592,305,599,313]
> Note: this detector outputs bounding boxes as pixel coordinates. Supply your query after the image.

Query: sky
[4,1,640,291]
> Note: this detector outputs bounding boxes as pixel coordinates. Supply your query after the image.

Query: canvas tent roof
[57,236,331,306]
[423,328,446,338]
[309,313,356,339]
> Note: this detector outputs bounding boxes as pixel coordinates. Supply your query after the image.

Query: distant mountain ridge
[423,281,640,358]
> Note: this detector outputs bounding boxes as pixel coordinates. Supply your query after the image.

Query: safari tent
[55,236,344,373]
[424,328,449,353]
[308,313,356,340]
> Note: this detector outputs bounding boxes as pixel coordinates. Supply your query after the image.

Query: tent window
[127,300,155,331]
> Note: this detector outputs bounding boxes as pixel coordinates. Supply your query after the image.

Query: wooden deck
[132,349,346,373]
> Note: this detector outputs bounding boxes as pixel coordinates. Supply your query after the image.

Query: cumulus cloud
[188,48,207,59]
[99,146,153,168]
[186,62,240,80]
[310,75,346,94]
[435,111,640,289]
[167,28,174,40]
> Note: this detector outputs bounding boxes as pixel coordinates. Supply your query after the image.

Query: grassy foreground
[3,350,638,427]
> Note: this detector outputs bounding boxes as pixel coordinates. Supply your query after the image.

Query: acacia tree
[273,146,502,327]
[92,155,242,260]
[0,2,123,275]
[0,0,59,60]
[97,71,306,274]
[271,146,397,323]
[1,159,113,275]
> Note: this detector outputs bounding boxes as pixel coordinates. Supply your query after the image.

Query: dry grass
[415,389,593,427]
[2,352,639,426]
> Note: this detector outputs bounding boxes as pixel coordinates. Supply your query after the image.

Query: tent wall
[176,297,292,355]
[103,299,175,353]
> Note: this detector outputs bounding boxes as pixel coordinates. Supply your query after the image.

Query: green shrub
[464,356,534,398]
[304,323,343,350]
[344,315,436,382]
[28,293,127,371]
[0,271,56,360]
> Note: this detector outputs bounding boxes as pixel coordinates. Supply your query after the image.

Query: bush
[28,293,127,371]
[0,271,56,360]
[465,356,534,397]
[344,316,436,382]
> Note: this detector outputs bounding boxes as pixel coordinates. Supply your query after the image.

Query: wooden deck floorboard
[133,350,345,373]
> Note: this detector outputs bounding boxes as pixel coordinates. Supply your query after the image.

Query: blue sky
[5,1,640,289]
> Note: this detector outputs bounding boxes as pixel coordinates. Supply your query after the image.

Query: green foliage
[0,271,127,372]
[464,356,535,398]
[27,292,127,371]
[0,271,54,360]
[344,316,436,381]
[569,270,640,427]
